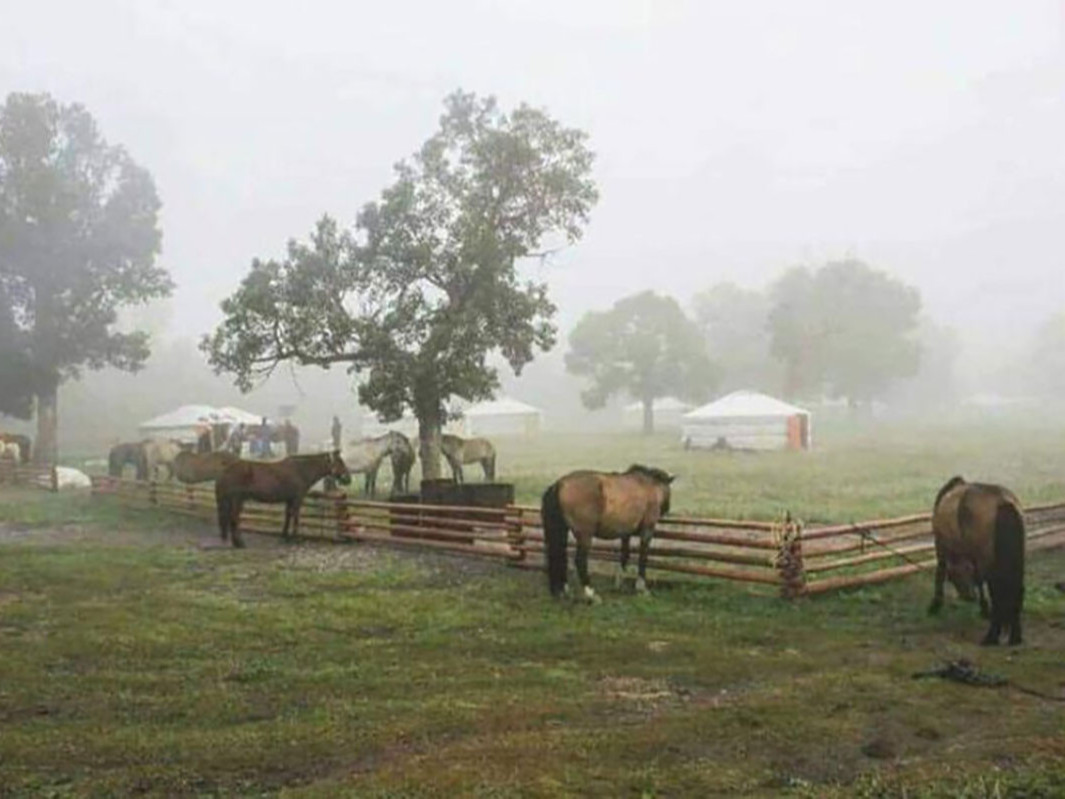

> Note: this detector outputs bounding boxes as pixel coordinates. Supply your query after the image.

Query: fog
[3,1,1064,448]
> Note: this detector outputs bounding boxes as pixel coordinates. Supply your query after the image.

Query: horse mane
[624,464,673,485]
[934,475,966,510]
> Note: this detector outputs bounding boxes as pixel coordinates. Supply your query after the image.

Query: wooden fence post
[335,492,348,540]
[50,464,59,493]
[775,512,806,599]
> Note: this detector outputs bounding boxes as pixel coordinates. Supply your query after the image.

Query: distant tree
[889,318,961,410]
[768,260,921,406]
[203,91,598,477]
[692,281,780,392]
[565,290,717,434]
[0,93,170,462]
[1029,311,1065,399]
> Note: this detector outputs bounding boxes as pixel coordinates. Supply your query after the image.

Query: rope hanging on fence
[853,524,934,570]
[772,513,806,599]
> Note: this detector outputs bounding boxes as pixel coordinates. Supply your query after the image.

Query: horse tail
[992,500,1026,621]
[541,481,569,597]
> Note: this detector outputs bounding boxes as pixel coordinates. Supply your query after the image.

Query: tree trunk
[417,410,443,481]
[34,377,59,465]
[642,397,655,436]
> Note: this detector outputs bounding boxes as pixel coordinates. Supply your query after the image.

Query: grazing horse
[143,438,185,481]
[173,450,239,484]
[344,433,406,496]
[929,475,1026,646]
[441,434,496,482]
[387,431,416,494]
[215,451,351,548]
[541,464,675,602]
[108,442,149,480]
[0,433,31,464]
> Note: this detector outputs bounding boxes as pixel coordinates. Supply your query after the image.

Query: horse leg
[615,535,631,588]
[575,539,599,604]
[981,575,1005,646]
[230,499,246,549]
[635,529,653,595]
[927,553,946,615]
[976,581,990,619]
[217,495,230,542]
[292,501,302,539]
[282,503,292,539]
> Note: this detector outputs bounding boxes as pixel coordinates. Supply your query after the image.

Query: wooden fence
[88,475,1065,598]
[0,460,58,491]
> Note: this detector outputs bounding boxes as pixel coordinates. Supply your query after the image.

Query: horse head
[946,556,977,601]
[330,450,352,486]
[625,464,676,515]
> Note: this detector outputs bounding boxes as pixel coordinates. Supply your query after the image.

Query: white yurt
[139,404,263,443]
[623,397,692,430]
[138,404,224,443]
[681,390,811,451]
[360,411,464,440]
[463,397,543,437]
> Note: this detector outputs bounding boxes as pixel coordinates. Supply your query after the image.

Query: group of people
[221,418,301,458]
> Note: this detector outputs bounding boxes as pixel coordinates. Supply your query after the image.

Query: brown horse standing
[215,451,351,548]
[541,464,674,602]
[929,475,1026,646]
[441,434,496,482]
[173,451,239,484]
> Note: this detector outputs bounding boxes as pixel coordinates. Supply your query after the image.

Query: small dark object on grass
[912,658,1008,688]
[1054,581,1065,594]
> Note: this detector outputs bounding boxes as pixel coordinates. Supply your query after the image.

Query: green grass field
[6,421,1065,797]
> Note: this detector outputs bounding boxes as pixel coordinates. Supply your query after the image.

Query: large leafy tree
[204,91,598,477]
[0,93,170,462]
[565,290,717,434]
[692,281,780,392]
[768,259,921,405]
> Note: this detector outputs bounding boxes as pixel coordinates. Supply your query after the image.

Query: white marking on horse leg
[635,576,650,595]
[614,563,626,588]
[583,585,601,604]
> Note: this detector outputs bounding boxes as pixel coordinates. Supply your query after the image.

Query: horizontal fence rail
[84,475,1065,598]
[0,461,57,491]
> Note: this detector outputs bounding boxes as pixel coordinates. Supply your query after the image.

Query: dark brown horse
[0,433,31,464]
[929,475,1026,646]
[108,442,149,480]
[388,431,416,494]
[173,451,239,484]
[541,464,674,602]
[215,451,350,548]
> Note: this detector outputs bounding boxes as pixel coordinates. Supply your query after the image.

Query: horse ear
[667,473,677,484]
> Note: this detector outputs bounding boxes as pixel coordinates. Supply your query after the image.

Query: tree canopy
[767,259,921,405]
[565,290,716,434]
[204,91,598,475]
[0,92,170,460]
[692,281,779,393]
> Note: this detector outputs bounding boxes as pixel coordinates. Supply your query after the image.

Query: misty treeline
[3,88,1065,461]
[564,260,965,433]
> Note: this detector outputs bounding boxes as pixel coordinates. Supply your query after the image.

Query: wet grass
[2,479,1065,797]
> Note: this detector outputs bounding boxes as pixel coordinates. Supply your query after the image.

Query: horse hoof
[635,578,650,596]
[582,586,601,605]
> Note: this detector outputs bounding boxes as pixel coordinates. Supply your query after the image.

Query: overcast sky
[3,0,1063,366]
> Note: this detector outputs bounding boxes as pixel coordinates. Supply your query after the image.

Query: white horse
[142,438,186,481]
[343,433,406,496]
